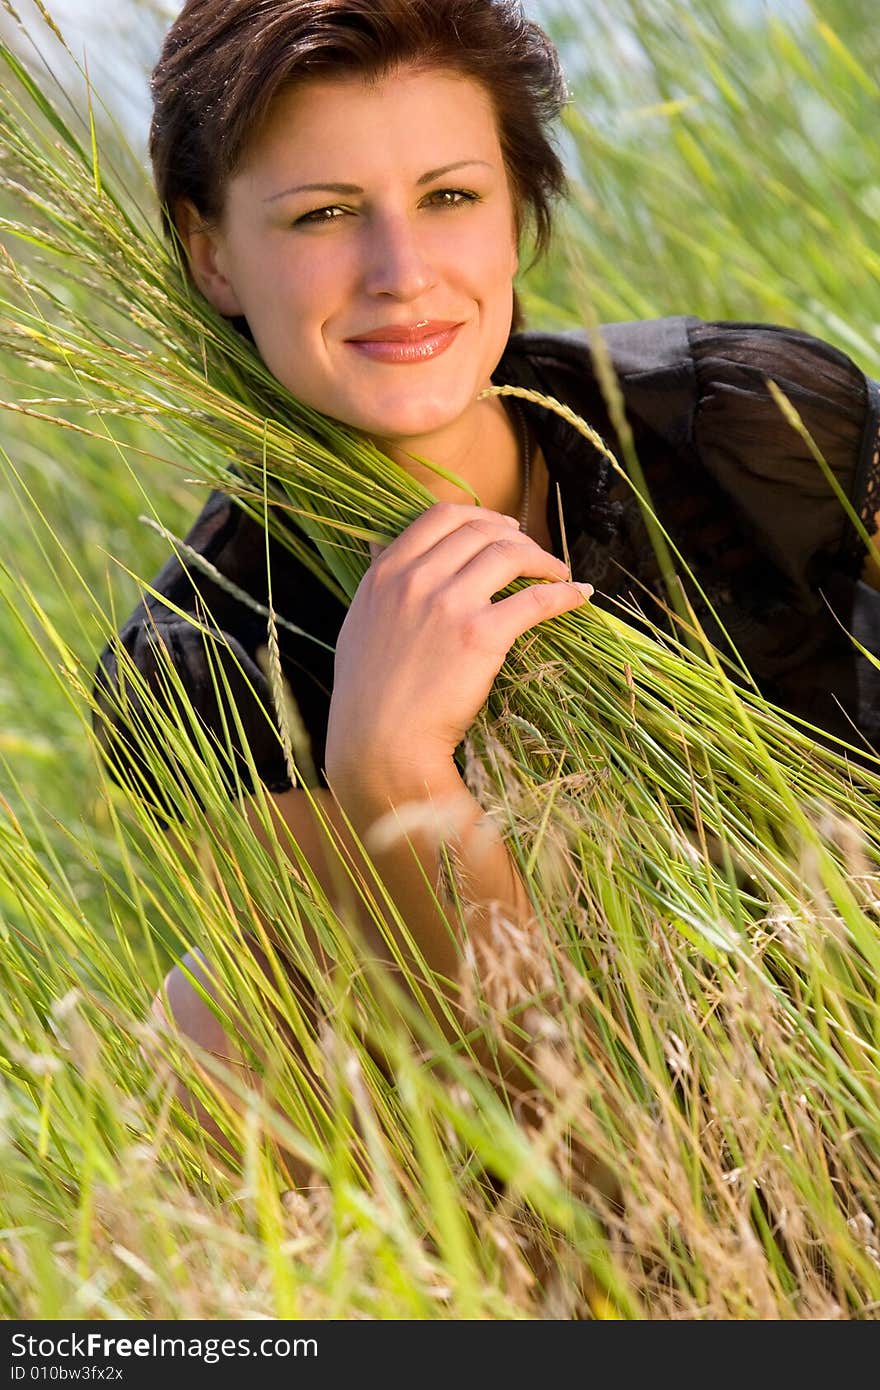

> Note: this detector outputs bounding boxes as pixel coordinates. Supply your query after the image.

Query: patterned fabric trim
[840,375,880,577]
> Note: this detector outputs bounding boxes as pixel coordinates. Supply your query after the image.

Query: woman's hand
[324,503,592,787]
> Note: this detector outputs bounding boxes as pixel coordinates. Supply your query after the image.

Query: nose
[361,211,438,301]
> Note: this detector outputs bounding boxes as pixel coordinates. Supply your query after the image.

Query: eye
[293,189,479,227]
[424,188,479,209]
[294,204,349,226]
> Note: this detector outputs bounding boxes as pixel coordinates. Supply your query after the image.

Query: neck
[371,395,524,520]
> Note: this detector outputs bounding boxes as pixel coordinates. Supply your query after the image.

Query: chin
[370,414,455,440]
[354,394,474,441]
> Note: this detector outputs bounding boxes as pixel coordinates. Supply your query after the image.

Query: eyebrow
[263,159,494,202]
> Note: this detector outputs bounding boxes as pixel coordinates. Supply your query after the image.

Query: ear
[174,198,244,318]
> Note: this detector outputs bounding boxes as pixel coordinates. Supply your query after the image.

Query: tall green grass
[2,0,880,1319]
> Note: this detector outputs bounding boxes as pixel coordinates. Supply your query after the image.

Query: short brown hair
[149,0,569,290]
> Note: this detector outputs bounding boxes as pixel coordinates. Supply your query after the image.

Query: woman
[95,0,880,1144]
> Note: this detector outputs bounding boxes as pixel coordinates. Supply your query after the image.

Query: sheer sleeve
[91,491,344,816]
[501,316,880,751]
[684,320,880,752]
[687,319,875,597]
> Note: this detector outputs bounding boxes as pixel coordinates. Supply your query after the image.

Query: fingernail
[574,582,593,599]
[502,515,521,527]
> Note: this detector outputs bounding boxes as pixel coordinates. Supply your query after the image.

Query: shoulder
[503,316,698,378]
[499,317,880,588]
[502,314,871,380]
[498,316,705,451]
[501,315,878,455]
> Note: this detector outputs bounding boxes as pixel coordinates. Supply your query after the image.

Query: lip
[347,319,462,342]
[345,320,464,364]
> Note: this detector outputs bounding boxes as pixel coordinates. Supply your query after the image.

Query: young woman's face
[190,66,520,443]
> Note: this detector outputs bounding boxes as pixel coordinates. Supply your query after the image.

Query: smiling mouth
[345,323,464,364]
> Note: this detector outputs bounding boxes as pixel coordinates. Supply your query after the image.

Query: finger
[450,535,571,596]
[418,523,569,584]
[368,539,388,561]
[374,502,521,569]
[487,580,593,649]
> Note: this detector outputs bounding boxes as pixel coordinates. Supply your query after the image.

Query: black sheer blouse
[92,316,880,805]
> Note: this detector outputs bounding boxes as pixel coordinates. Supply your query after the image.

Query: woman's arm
[255,752,530,1033]
[244,501,590,1034]
[321,502,589,1009]
[148,502,590,1154]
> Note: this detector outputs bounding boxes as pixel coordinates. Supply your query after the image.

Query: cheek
[247,235,343,315]
[472,242,516,325]
[271,261,332,326]
[458,219,518,296]
[247,257,346,375]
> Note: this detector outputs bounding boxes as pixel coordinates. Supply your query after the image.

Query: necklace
[510,397,531,534]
